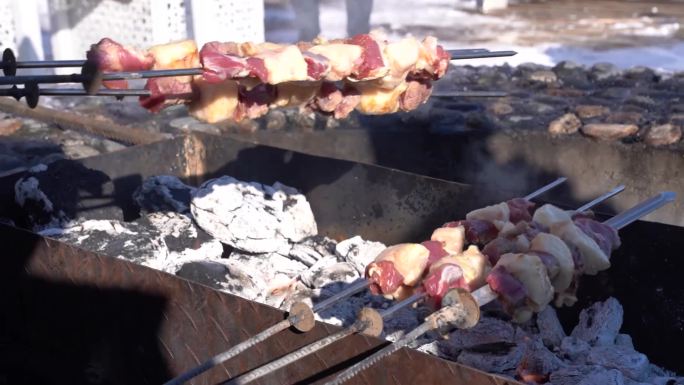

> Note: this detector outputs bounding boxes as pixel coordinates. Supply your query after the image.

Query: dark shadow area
[0,223,171,385]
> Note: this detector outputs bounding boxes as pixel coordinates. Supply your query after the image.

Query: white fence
[1,0,265,72]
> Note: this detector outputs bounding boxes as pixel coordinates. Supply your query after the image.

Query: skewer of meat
[323,192,676,385]
[221,189,622,385]
[160,179,566,385]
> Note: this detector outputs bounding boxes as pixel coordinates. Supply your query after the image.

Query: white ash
[587,345,649,381]
[288,235,337,267]
[518,336,568,378]
[560,336,592,363]
[536,306,567,348]
[446,317,517,350]
[300,256,359,289]
[412,297,678,384]
[191,176,317,254]
[335,235,386,274]
[134,175,196,214]
[570,297,624,346]
[551,365,626,385]
[38,213,222,274]
[457,343,524,374]
[615,334,635,350]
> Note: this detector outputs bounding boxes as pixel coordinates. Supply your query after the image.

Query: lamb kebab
[219,188,626,385]
[2,35,516,118]
[161,179,566,385]
[324,192,676,385]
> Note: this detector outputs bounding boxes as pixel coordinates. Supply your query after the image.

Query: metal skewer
[447,50,518,60]
[1,49,518,87]
[604,192,676,230]
[2,48,82,76]
[2,48,516,77]
[162,179,569,385]
[524,177,567,200]
[323,191,676,385]
[225,292,426,385]
[574,185,626,214]
[217,186,626,384]
[2,86,505,100]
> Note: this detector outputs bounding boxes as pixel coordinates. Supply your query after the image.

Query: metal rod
[164,280,371,385]
[101,68,202,80]
[162,320,292,385]
[15,60,85,69]
[225,293,427,385]
[432,91,508,98]
[0,74,88,85]
[378,292,426,318]
[574,185,625,214]
[524,177,567,200]
[40,88,150,96]
[0,88,151,97]
[603,192,676,230]
[324,321,433,385]
[312,280,370,313]
[448,50,517,60]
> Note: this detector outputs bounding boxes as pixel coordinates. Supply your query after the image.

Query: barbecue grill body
[0,133,682,383]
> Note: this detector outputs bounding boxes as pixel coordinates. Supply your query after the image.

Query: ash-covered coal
[133,175,196,215]
[191,176,317,254]
[415,297,682,385]
[14,160,123,231]
[39,212,223,274]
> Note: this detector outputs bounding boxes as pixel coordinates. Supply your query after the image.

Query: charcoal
[300,256,338,288]
[14,159,123,230]
[446,317,516,350]
[551,365,625,385]
[39,212,222,274]
[560,336,591,363]
[457,343,523,374]
[191,176,317,254]
[570,297,623,346]
[313,283,375,327]
[577,368,625,385]
[335,235,386,274]
[224,251,300,306]
[307,261,359,289]
[288,235,337,267]
[615,334,634,350]
[587,345,649,381]
[536,306,567,348]
[382,306,421,342]
[216,259,265,301]
[133,175,196,214]
[652,376,684,385]
[176,260,230,290]
[517,336,567,381]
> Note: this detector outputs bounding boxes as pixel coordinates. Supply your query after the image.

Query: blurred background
[2,0,684,72]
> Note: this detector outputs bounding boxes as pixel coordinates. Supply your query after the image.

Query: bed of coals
[7,159,683,385]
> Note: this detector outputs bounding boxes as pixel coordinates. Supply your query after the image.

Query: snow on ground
[266,0,684,72]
